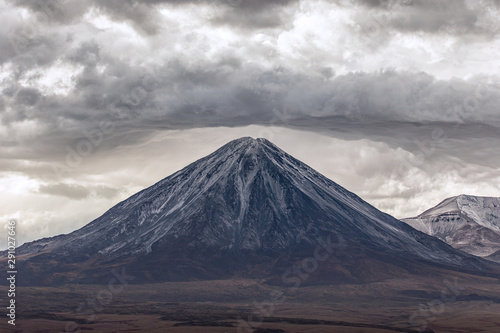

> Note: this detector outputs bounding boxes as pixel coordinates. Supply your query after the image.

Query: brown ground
[1,272,500,333]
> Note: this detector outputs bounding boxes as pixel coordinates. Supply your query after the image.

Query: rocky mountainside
[402,195,500,262]
[12,138,498,285]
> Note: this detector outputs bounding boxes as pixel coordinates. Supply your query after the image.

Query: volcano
[14,137,498,285]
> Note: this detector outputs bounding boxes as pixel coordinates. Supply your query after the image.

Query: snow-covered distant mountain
[403,195,500,262]
[12,138,498,285]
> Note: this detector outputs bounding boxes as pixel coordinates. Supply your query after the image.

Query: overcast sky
[2,0,500,248]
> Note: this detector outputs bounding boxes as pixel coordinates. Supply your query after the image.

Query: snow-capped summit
[14,138,498,284]
[403,195,500,262]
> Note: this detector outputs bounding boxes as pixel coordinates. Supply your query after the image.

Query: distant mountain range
[403,195,500,263]
[10,138,499,285]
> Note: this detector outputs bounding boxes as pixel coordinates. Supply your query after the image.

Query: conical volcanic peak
[202,137,282,166]
[211,137,274,154]
[14,137,498,285]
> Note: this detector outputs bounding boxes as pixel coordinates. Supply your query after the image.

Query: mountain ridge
[403,194,500,262]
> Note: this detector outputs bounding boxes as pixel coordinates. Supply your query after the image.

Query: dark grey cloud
[66,40,99,68]
[0,33,19,65]
[390,0,479,34]
[14,87,41,106]
[210,0,298,30]
[1,17,71,77]
[38,183,90,199]
[7,0,500,38]
[8,0,85,24]
[1,50,499,179]
[346,0,498,36]
[37,183,119,199]
[94,0,164,35]
[8,0,299,35]
[7,32,62,68]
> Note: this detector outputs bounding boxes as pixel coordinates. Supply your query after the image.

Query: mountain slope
[402,195,500,262]
[13,138,498,285]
